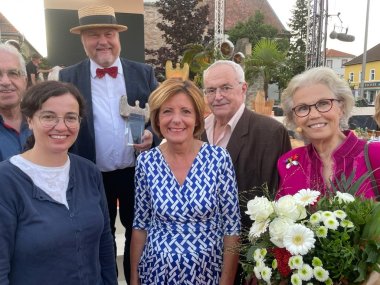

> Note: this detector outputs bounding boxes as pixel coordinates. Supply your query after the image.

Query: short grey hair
[281,66,354,131]
[0,43,26,76]
[203,60,245,85]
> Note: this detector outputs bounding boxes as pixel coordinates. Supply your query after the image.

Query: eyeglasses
[292,99,341,118]
[203,83,242,100]
[38,112,81,129]
[0,69,25,80]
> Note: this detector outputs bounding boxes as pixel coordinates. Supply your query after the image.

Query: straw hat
[70,5,128,34]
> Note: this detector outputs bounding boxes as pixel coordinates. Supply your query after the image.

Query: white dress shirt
[90,58,135,172]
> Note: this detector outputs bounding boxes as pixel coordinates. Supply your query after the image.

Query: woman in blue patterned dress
[130,78,241,285]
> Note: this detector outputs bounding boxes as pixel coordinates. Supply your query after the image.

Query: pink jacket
[277,131,378,199]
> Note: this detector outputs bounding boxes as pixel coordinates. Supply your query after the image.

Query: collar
[90,58,123,78]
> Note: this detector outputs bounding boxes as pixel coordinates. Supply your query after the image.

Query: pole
[323,0,328,66]
[360,0,370,98]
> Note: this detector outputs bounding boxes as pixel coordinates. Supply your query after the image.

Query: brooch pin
[285,154,299,169]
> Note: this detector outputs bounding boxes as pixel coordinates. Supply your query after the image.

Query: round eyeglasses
[38,112,81,129]
[292,99,341,118]
[203,83,242,100]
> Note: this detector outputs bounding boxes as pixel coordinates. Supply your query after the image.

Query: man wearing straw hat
[59,5,158,283]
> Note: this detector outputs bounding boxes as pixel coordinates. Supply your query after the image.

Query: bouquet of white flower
[242,189,380,285]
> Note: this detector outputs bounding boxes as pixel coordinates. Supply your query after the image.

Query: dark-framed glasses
[0,69,25,80]
[292,99,341,118]
[38,112,81,129]
[203,82,242,100]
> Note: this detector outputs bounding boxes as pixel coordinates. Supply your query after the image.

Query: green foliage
[145,0,210,80]
[286,0,308,79]
[244,39,287,98]
[227,11,279,48]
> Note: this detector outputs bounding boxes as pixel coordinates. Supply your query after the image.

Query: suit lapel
[227,108,250,164]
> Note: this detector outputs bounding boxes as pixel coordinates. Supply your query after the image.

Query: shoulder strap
[364,142,380,198]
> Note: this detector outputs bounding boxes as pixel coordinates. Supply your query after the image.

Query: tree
[145,0,210,80]
[287,0,308,77]
[227,11,279,49]
[244,38,287,99]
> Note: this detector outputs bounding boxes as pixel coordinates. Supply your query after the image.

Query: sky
[267,0,378,56]
[0,0,377,57]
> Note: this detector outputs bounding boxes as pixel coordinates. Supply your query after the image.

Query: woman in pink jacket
[276,67,379,200]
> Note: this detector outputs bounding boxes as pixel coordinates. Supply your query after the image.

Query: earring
[295,127,303,133]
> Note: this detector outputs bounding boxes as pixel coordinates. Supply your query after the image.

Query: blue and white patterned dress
[133,143,241,285]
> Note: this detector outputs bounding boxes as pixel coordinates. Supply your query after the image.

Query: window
[341,59,348,67]
[326,60,333,68]
[349,72,354,82]
[370,69,375,81]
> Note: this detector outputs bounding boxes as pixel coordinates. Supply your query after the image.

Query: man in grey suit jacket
[59,5,158,283]
[202,60,291,284]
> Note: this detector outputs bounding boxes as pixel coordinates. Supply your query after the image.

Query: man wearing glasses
[202,60,291,283]
[0,44,30,161]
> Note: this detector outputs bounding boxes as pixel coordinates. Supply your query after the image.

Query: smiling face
[28,93,80,156]
[293,83,344,145]
[158,92,197,145]
[204,64,246,125]
[0,50,27,111]
[81,28,121,67]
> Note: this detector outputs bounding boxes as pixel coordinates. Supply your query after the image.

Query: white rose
[246,197,274,222]
[275,195,307,221]
[335,191,355,204]
[269,217,294,248]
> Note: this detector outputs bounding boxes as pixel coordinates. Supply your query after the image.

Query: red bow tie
[96,66,118,78]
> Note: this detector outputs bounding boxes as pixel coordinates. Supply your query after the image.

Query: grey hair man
[0,44,30,161]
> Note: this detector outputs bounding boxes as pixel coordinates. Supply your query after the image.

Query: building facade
[325,49,355,78]
[344,43,380,104]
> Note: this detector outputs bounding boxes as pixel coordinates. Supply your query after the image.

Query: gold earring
[295,127,303,133]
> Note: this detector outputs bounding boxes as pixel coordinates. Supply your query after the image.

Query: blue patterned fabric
[133,143,240,285]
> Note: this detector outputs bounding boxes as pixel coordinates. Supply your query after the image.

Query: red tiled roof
[206,0,285,32]
[325,48,355,58]
[345,43,380,65]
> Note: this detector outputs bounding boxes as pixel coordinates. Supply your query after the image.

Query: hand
[134,130,153,152]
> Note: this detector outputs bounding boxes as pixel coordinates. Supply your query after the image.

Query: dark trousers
[102,167,135,284]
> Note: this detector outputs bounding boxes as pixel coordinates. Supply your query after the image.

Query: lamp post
[359,0,370,98]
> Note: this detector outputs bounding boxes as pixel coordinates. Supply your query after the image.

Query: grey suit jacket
[59,58,158,163]
[202,108,291,229]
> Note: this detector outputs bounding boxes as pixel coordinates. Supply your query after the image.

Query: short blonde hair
[374,92,380,127]
[149,78,205,139]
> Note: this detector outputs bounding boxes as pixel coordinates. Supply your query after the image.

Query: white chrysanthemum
[323,217,339,230]
[314,266,329,282]
[341,219,354,228]
[261,266,272,283]
[290,273,302,285]
[298,264,313,281]
[321,211,334,221]
[325,277,333,285]
[272,259,278,269]
[256,260,266,270]
[289,255,303,269]
[309,212,322,225]
[275,195,307,221]
[254,248,266,262]
[249,220,270,239]
[334,210,347,220]
[283,224,316,255]
[312,257,323,267]
[335,191,355,204]
[293,189,320,206]
[246,197,274,222]
[254,266,262,279]
[315,226,328,238]
[269,217,295,248]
